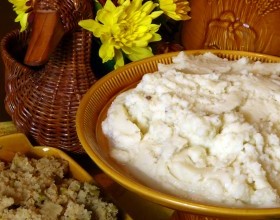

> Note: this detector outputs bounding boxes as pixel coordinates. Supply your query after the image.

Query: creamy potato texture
[102,52,280,207]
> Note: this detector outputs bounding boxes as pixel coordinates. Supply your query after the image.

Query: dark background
[0,1,18,121]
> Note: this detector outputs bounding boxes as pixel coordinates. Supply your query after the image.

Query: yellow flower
[159,0,191,21]
[79,0,163,69]
[8,0,30,31]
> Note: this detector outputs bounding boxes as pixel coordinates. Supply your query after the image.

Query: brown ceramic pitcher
[181,0,280,56]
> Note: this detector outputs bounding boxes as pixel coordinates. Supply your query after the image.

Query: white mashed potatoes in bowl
[76,50,280,218]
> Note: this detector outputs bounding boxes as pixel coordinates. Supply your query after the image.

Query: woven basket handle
[24,11,65,66]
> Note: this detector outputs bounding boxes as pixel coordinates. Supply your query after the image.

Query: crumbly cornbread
[0,153,118,219]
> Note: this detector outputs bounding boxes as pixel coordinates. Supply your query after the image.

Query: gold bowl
[0,133,94,182]
[76,50,280,219]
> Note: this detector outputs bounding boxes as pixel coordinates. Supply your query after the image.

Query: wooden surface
[0,1,17,122]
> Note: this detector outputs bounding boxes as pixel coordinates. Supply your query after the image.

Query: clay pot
[181,0,280,56]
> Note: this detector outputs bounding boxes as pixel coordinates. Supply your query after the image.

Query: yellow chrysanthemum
[79,0,163,69]
[8,0,30,31]
[159,0,191,21]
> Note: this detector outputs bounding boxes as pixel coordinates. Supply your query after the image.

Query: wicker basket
[1,29,96,153]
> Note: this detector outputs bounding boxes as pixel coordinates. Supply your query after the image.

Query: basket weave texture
[1,29,96,153]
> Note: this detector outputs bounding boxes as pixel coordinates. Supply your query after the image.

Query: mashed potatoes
[0,153,118,219]
[102,52,280,208]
